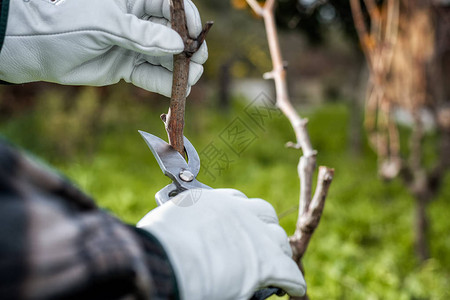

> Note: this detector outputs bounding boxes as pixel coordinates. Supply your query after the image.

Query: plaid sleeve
[0,0,9,52]
[0,140,179,300]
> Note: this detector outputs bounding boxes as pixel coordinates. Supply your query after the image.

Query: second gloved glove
[138,188,307,300]
[0,0,207,97]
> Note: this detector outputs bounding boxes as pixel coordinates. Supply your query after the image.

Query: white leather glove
[137,189,306,300]
[0,0,208,97]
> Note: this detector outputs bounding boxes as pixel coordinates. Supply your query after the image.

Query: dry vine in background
[350,0,401,178]
[351,0,450,261]
[166,0,212,155]
[245,1,334,299]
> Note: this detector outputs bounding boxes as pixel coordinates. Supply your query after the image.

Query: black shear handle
[250,287,285,300]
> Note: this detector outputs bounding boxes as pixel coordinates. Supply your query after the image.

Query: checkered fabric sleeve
[0,140,179,300]
[0,0,8,52]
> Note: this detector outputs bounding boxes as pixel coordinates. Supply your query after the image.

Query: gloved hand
[0,0,207,97]
[137,189,306,300]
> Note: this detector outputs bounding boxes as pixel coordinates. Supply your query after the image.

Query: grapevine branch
[166,0,213,155]
[350,0,450,261]
[350,0,400,178]
[245,1,334,298]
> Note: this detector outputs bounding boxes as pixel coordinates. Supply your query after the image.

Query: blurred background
[1,0,449,299]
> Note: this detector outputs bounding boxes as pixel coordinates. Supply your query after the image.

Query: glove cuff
[133,227,181,300]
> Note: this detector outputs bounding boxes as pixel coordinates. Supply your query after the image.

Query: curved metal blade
[138,130,188,183]
[183,136,201,177]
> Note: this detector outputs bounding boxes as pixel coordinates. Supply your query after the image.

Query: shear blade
[138,130,188,181]
[183,135,201,176]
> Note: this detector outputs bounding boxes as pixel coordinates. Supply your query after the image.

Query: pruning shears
[138,130,211,205]
[138,130,286,300]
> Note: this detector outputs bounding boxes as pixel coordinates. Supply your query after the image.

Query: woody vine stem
[245,1,334,299]
[165,0,213,155]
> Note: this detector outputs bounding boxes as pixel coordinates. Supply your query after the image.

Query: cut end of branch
[197,21,214,45]
[318,166,335,182]
[185,21,214,56]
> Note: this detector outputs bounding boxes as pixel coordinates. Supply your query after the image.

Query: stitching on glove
[5,30,182,54]
[38,0,65,6]
[257,215,278,224]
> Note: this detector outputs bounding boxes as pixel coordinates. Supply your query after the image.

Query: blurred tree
[350,0,450,262]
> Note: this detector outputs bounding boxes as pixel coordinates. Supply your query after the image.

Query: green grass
[1,87,449,299]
